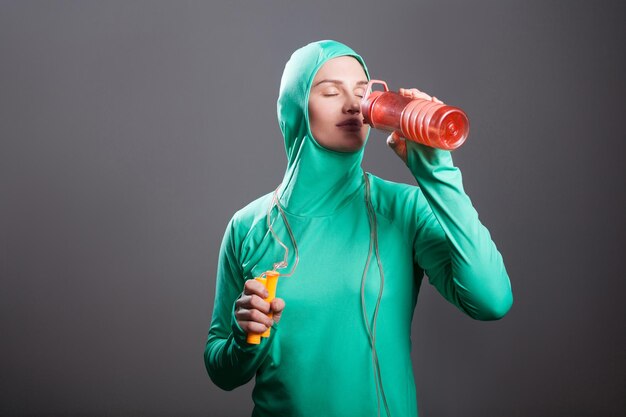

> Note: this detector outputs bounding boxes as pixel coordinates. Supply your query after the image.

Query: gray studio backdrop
[1,1,624,416]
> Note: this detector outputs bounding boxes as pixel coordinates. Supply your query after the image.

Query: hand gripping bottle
[246,271,279,345]
[361,80,469,150]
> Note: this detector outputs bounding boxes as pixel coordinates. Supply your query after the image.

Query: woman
[205,40,512,417]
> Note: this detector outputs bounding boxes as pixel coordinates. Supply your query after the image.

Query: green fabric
[205,40,513,417]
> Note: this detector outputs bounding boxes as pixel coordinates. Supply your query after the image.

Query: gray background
[1,1,624,416]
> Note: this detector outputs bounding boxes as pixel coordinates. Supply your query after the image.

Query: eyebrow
[313,79,369,88]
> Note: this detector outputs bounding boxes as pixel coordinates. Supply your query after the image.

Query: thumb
[270,298,286,324]
[386,131,408,164]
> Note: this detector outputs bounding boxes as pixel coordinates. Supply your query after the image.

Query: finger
[248,294,271,313]
[270,297,286,313]
[399,87,413,97]
[234,294,250,310]
[410,89,432,101]
[399,87,434,101]
[236,308,274,328]
[236,293,270,313]
[399,88,420,98]
[387,131,404,147]
[270,298,286,324]
[395,140,407,163]
[239,320,270,334]
[244,279,269,298]
[386,131,408,163]
[387,130,403,142]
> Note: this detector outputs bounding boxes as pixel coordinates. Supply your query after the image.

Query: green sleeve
[204,218,277,390]
[407,141,513,320]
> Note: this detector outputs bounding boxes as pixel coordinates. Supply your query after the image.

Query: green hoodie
[205,40,513,417]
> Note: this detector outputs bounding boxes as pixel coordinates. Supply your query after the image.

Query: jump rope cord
[266,186,299,276]
[267,177,390,417]
[362,171,392,417]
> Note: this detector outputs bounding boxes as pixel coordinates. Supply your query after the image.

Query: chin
[313,131,366,153]
[339,139,366,153]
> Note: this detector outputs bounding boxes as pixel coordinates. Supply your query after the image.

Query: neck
[278,137,364,216]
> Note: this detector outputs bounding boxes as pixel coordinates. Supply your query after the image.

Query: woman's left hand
[386,88,444,164]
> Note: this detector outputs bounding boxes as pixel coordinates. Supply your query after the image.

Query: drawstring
[362,171,391,417]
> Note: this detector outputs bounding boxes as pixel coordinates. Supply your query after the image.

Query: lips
[336,118,363,128]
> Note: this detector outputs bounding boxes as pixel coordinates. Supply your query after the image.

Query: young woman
[205,40,513,417]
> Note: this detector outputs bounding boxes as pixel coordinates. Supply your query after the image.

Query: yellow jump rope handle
[246,271,279,345]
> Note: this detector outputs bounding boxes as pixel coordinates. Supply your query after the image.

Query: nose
[344,95,361,115]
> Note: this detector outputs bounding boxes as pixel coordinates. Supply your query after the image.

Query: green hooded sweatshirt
[205,40,513,417]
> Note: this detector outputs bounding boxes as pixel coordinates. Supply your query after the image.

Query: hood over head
[277,40,371,216]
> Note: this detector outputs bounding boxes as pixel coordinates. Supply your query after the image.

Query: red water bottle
[361,80,469,150]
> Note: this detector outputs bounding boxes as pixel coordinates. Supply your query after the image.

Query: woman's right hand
[235,279,286,335]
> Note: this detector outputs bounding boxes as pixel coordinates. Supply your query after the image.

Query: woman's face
[308,56,369,153]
